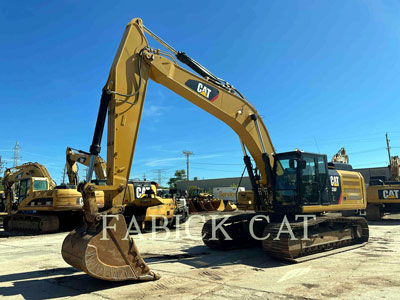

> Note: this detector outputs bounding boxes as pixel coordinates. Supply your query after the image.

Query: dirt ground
[0,213,400,300]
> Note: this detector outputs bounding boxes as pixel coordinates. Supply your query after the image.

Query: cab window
[33,179,48,191]
[301,156,319,204]
[18,179,30,202]
[274,158,297,205]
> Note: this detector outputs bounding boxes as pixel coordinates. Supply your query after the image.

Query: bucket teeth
[61,214,160,281]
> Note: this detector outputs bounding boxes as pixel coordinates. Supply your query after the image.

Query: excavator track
[202,215,369,262]
[202,214,264,250]
[4,214,59,233]
[262,216,369,262]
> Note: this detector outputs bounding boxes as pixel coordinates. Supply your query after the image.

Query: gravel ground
[0,213,399,300]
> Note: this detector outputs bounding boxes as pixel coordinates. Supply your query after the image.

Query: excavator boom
[62,18,275,282]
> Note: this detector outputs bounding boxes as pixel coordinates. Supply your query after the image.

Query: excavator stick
[62,214,159,281]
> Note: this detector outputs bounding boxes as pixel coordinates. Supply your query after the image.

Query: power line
[191,162,243,166]
[352,161,388,168]
[191,166,243,173]
[347,147,385,155]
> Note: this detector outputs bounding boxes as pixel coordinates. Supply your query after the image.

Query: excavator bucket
[204,200,216,211]
[199,201,209,211]
[211,199,225,211]
[61,214,160,281]
[224,201,237,212]
[188,199,198,213]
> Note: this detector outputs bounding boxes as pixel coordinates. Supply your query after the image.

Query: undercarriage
[202,214,369,262]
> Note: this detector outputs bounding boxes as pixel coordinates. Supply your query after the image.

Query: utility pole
[182,150,194,190]
[0,156,6,175]
[13,142,21,167]
[386,132,392,175]
[62,165,67,184]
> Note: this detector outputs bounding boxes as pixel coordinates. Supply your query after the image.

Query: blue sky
[1,0,400,185]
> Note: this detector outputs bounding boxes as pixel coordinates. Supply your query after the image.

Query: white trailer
[212,187,245,203]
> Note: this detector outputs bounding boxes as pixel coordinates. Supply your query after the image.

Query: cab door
[17,178,30,202]
[316,155,331,205]
[300,155,320,205]
[301,154,331,206]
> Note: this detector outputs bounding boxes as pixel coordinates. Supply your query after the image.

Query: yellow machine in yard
[66,147,107,186]
[365,155,400,220]
[331,147,349,164]
[60,18,369,281]
[1,162,96,232]
[65,147,189,229]
[0,190,5,213]
[186,187,227,213]
[330,147,400,220]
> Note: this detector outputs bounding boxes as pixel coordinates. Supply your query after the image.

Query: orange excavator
[61,18,368,281]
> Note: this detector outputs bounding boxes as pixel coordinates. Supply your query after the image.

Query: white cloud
[142,105,170,117]
[143,153,224,167]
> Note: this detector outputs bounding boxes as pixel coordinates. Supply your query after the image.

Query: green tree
[168,169,186,189]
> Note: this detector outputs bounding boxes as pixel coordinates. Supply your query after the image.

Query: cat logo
[330,176,340,187]
[135,186,151,198]
[382,189,400,199]
[197,82,211,98]
[185,79,219,102]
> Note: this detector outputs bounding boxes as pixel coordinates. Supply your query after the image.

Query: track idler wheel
[61,214,160,281]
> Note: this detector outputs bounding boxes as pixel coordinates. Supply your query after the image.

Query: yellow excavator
[65,147,189,229]
[0,190,5,213]
[331,147,349,164]
[2,162,91,232]
[365,155,400,220]
[331,147,400,220]
[186,186,227,212]
[66,147,107,186]
[61,18,369,281]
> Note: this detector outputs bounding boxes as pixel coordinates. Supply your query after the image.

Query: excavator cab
[272,151,331,213]
[15,177,49,203]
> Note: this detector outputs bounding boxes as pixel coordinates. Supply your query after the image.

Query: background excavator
[186,186,229,213]
[2,162,92,232]
[331,147,400,220]
[66,147,107,186]
[61,18,369,282]
[365,154,400,220]
[65,147,189,229]
[331,147,349,164]
[0,190,5,213]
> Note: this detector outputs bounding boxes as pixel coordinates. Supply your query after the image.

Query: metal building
[176,176,251,192]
